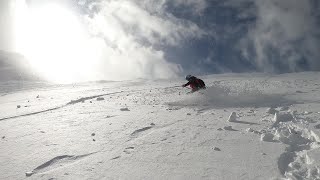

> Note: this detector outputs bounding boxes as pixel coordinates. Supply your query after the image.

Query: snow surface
[1,72,320,179]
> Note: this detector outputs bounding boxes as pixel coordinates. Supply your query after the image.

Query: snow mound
[274,126,320,146]
[279,106,289,111]
[247,128,261,134]
[246,128,254,133]
[228,112,237,122]
[266,107,277,114]
[223,126,237,131]
[272,112,294,127]
[260,133,275,142]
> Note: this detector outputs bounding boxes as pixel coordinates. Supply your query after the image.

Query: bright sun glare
[14,1,101,83]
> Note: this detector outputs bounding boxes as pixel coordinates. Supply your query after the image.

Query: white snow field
[1,72,320,180]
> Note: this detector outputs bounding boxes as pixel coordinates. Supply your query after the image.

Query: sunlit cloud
[10,0,206,83]
[12,0,102,83]
[80,0,204,80]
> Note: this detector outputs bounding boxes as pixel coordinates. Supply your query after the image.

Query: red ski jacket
[182,76,206,91]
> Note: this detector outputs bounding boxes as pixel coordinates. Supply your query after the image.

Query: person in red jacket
[182,75,206,92]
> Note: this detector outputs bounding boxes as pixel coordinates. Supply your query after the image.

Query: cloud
[234,0,320,72]
[4,0,320,82]
[74,0,320,75]
[170,0,207,14]
[80,0,205,80]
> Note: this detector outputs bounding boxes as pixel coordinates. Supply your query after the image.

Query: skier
[182,75,206,92]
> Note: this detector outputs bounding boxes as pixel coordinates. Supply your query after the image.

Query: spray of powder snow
[169,84,295,108]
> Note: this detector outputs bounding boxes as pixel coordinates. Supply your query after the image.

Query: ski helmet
[185,75,192,80]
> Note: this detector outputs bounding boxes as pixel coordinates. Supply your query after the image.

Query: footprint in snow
[105,115,116,119]
[213,147,221,151]
[303,111,312,115]
[123,147,135,154]
[111,156,121,160]
[279,106,289,111]
[96,97,105,101]
[223,126,237,131]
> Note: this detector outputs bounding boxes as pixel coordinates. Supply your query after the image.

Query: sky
[0,0,320,82]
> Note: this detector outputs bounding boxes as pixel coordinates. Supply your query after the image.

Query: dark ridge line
[0,106,62,121]
[66,91,123,105]
[0,91,124,121]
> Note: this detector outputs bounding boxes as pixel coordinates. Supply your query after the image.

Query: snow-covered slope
[1,72,320,180]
